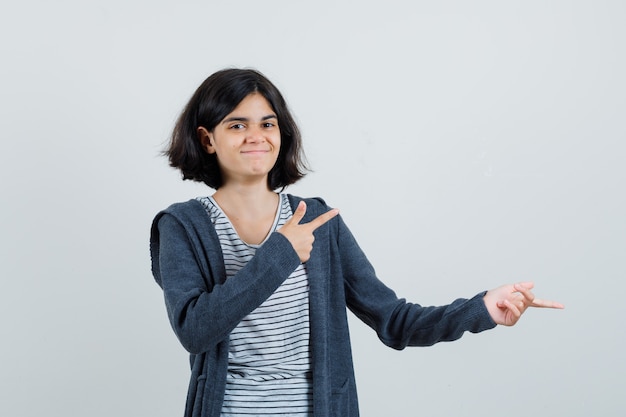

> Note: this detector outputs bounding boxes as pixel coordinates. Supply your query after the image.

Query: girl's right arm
[155,213,301,354]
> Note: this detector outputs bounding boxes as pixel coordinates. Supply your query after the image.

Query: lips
[241,149,270,154]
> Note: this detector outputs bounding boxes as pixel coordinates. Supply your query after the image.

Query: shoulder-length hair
[165,68,308,190]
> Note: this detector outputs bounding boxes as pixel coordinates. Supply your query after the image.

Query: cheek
[272,134,282,150]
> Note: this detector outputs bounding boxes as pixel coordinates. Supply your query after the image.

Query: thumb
[288,201,307,225]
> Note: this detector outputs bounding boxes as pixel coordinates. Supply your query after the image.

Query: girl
[150,68,563,417]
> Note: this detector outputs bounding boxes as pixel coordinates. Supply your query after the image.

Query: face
[198,93,281,187]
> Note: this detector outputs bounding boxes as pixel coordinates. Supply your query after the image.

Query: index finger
[514,283,564,309]
[305,208,340,231]
[531,298,565,309]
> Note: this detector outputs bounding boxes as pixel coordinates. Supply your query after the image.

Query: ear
[197,127,216,154]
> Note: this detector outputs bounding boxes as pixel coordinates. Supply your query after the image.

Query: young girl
[150,68,563,417]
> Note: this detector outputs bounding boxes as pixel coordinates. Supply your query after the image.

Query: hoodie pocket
[331,378,351,416]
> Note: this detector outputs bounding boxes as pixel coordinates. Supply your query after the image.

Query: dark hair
[165,68,308,190]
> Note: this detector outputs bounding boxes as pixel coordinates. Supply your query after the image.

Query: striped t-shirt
[197,194,313,417]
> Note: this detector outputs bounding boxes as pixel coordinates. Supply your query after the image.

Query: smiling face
[198,92,281,188]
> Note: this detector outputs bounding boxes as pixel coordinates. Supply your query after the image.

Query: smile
[241,150,270,155]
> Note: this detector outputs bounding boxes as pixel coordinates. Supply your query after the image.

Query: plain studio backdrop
[1,1,624,416]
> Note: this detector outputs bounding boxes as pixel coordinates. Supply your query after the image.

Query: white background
[1,1,624,416]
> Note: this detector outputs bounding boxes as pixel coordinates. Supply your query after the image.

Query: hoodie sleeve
[152,210,301,354]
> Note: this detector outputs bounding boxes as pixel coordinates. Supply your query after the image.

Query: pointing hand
[278,201,339,263]
[483,282,564,326]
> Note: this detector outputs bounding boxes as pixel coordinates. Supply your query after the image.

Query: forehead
[227,92,276,116]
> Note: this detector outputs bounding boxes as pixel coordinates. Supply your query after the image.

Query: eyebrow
[221,114,277,124]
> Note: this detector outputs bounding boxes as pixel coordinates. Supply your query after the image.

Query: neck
[212,182,279,219]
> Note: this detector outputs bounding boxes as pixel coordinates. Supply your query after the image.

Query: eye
[262,122,276,128]
[229,123,245,130]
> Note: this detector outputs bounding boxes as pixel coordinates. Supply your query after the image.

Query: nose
[245,125,265,143]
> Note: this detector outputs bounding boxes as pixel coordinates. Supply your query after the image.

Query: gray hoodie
[150,195,496,417]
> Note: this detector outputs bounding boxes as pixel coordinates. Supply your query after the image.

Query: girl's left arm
[336,215,495,349]
[336,216,563,349]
